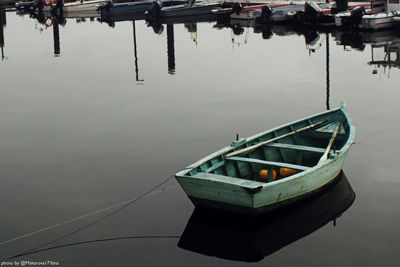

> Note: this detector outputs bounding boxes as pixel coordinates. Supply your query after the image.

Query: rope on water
[8,235,181,260]
[1,174,176,255]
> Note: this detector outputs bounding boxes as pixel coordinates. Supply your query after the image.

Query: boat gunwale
[176,105,355,189]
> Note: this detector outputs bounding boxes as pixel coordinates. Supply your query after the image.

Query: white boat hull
[63,0,107,13]
[230,3,304,21]
[360,12,400,30]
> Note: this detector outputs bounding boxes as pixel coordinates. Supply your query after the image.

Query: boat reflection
[333,28,400,77]
[99,8,146,28]
[368,40,400,77]
[217,19,325,45]
[218,20,400,79]
[9,7,400,78]
[333,28,400,51]
[178,172,355,262]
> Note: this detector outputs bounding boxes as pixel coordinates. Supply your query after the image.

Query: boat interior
[188,110,351,183]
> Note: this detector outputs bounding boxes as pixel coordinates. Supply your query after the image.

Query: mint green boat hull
[176,104,355,214]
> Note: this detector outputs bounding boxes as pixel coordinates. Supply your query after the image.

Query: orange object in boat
[259,169,276,180]
[280,168,297,177]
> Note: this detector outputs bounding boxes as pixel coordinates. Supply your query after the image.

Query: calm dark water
[0,9,399,266]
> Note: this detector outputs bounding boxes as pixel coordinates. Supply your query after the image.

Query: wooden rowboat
[178,172,355,261]
[175,103,355,214]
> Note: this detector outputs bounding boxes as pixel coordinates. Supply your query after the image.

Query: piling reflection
[132,21,144,84]
[178,172,355,262]
[53,18,60,56]
[167,24,175,75]
[0,7,5,60]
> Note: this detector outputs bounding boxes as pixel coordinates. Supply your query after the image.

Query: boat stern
[175,171,266,213]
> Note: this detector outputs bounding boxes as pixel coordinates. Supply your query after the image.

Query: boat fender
[44,17,53,27]
[259,169,276,180]
[280,168,297,177]
[260,168,297,180]
[242,185,263,195]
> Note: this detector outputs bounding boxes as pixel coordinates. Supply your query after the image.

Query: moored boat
[63,0,108,13]
[146,0,221,18]
[100,0,181,19]
[360,11,400,30]
[335,0,400,30]
[178,172,355,261]
[230,2,308,21]
[175,103,355,214]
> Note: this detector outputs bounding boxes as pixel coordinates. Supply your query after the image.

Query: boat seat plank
[204,160,225,173]
[265,143,326,153]
[226,157,310,171]
[192,172,261,187]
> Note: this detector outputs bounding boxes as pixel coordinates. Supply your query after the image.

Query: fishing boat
[222,1,370,24]
[175,103,355,214]
[146,0,221,18]
[63,0,108,13]
[360,11,400,30]
[100,0,181,20]
[229,2,308,21]
[335,0,400,30]
[178,172,355,261]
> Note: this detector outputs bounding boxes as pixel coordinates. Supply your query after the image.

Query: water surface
[0,9,399,266]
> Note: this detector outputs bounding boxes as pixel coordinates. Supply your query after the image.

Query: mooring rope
[8,235,181,260]
[0,174,176,255]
